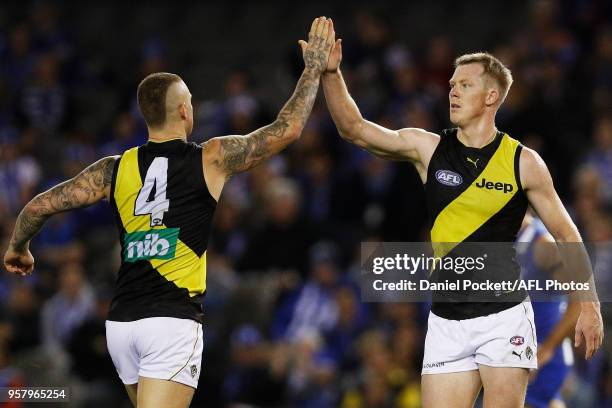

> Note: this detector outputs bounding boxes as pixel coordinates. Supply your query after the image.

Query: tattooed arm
[202,17,335,200]
[4,156,118,275]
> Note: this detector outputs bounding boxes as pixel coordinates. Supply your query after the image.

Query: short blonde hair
[454,52,513,104]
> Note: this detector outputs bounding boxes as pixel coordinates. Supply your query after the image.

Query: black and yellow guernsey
[107,139,216,324]
[425,128,528,320]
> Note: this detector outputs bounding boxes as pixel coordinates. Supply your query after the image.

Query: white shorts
[106,317,203,388]
[422,302,537,375]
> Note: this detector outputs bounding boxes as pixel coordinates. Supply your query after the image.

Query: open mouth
[451,103,460,109]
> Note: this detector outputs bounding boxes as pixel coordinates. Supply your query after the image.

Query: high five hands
[298,17,341,74]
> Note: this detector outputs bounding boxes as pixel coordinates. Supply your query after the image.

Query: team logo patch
[190,364,198,378]
[123,228,180,262]
[526,346,533,360]
[510,336,524,346]
[435,170,463,186]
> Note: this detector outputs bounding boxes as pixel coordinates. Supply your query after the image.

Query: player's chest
[426,149,517,212]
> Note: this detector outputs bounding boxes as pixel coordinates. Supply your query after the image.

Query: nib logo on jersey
[123,228,180,262]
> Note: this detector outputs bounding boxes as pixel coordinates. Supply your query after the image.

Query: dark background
[0,0,611,406]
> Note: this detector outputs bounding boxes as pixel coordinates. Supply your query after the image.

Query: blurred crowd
[0,1,612,407]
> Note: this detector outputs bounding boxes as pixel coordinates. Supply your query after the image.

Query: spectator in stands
[271,241,340,341]
[40,262,95,352]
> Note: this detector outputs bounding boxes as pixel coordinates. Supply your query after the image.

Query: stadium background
[0,0,611,406]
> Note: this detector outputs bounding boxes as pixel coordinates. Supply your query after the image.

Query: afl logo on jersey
[510,336,524,346]
[435,170,463,186]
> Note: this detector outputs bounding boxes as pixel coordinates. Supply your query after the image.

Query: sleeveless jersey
[107,139,217,324]
[425,128,529,320]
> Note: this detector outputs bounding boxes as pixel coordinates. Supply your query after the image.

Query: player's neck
[457,117,497,148]
[147,126,187,143]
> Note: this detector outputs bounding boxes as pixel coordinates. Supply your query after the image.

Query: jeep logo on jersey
[123,228,180,262]
[510,336,524,346]
[475,178,513,193]
[435,170,463,186]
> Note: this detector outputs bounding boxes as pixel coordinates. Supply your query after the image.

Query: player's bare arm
[320,31,438,180]
[202,17,335,200]
[520,147,604,359]
[4,156,118,276]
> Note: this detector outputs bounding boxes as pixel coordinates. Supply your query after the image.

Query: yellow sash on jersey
[114,147,206,296]
[431,134,520,257]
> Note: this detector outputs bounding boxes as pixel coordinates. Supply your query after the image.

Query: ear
[485,87,500,106]
[178,103,188,120]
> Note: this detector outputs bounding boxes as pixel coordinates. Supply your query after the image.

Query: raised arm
[520,147,603,359]
[321,37,438,174]
[202,17,335,200]
[4,155,118,276]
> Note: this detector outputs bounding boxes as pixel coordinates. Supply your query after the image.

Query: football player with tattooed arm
[321,30,603,408]
[3,17,335,408]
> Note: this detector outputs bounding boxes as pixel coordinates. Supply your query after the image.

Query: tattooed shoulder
[84,156,119,190]
[73,155,119,201]
[219,136,251,173]
[101,156,118,187]
[203,136,252,176]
